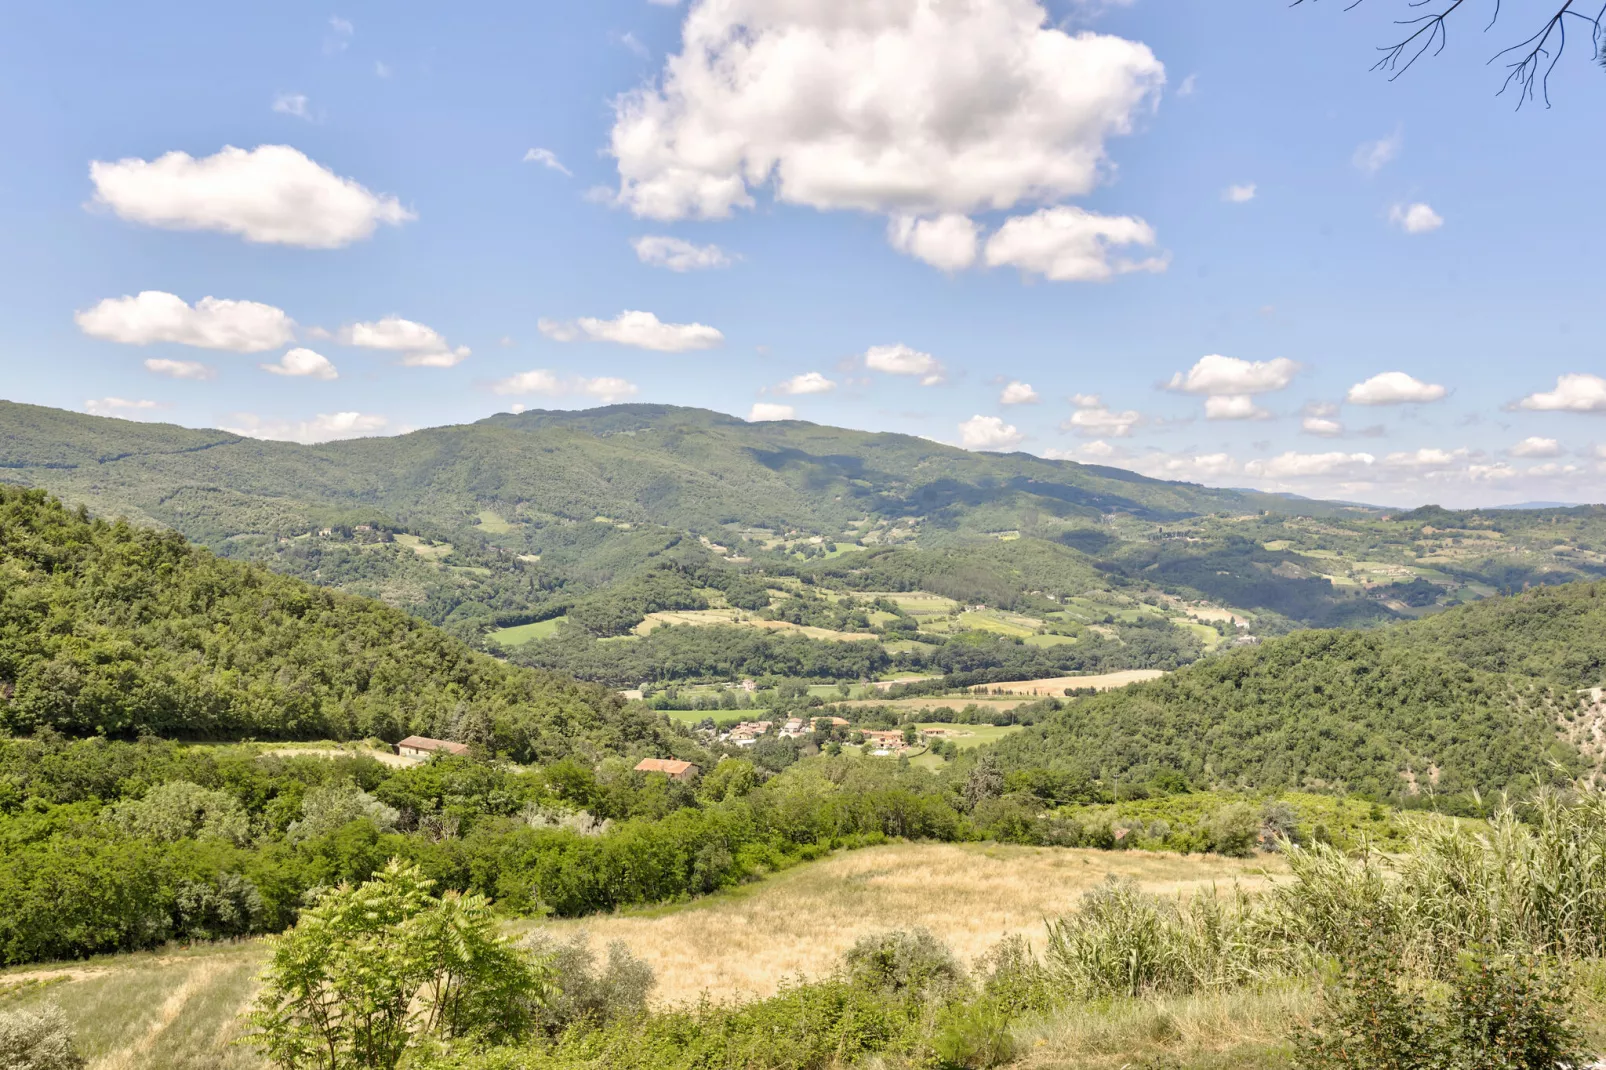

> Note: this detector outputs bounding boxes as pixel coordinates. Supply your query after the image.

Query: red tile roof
[396,735,471,756]
[635,758,698,777]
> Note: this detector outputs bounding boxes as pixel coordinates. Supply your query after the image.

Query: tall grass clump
[1275,787,1606,976]
[1044,877,1289,999]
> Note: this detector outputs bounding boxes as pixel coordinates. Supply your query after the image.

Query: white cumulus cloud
[1511,436,1562,458]
[1131,451,1241,481]
[984,206,1166,282]
[775,372,836,396]
[89,145,413,248]
[864,344,944,386]
[1245,451,1376,479]
[262,348,338,379]
[1389,202,1443,234]
[887,214,980,272]
[1204,395,1269,421]
[1518,374,1606,413]
[1346,371,1447,405]
[999,381,1039,405]
[223,411,390,444]
[632,235,735,271]
[1168,354,1300,396]
[492,370,640,404]
[76,291,295,352]
[1222,183,1256,203]
[84,397,162,418]
[340,316,470,367]
[143,358,214,380]
[748,403,796,422]
[538,310,723,352]
[1064,394,1140,436]
[1382,447,1468,470]
[1301,402,1342,437]
[958,414,1024,451]
[609,0,1164,223]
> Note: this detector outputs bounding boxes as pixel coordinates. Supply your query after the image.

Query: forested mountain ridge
[0,399,1314,539]
[0,486,685,762]
[993,580,1606,803]
[4,399,1605,676]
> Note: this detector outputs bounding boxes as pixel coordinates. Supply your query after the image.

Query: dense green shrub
[516,930,654,1035]
[1295,947,1583,1070]
[844,928,967,996]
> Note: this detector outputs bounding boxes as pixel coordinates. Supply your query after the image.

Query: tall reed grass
[1046,786,1606,997]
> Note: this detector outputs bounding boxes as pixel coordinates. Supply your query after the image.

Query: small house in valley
[634,757,700,782]
[396,735,471,759]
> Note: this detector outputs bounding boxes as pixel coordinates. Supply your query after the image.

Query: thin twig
[1292,0,1606,104]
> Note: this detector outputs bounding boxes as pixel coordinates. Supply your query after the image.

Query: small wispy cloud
[523,148,572,176]
[1222,183,1256,204]
[1353,127,1402,175]
[272,92,311,120]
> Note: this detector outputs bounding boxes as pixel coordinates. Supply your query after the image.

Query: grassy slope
[2,841,1279,1067]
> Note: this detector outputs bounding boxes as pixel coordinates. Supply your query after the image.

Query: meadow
[1,842,1282,1066]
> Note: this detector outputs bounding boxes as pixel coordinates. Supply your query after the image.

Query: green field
[489,616,567,647]
[917,722,1023,748]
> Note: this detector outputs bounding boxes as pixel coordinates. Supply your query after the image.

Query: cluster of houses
[719,715,851,746]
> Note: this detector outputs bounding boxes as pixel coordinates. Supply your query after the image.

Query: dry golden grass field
[0,843,1286,1068]
[524,842,1285,1006]
[986,670,1167,696]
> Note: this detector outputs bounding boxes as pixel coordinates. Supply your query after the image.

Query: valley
[5,404,1606,1070]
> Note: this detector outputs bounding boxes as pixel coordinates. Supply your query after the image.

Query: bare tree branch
[1293,0,1606,106]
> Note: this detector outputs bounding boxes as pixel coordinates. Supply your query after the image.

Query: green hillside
[992,581,1606,803]
[4,400,1606,690]
[0,486,680,763]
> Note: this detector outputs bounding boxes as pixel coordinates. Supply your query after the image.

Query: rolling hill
[4,400,1605,683]
[992,580,1606,803]
[0,485,685,762]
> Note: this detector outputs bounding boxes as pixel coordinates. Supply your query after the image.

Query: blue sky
[1,0,1602,507]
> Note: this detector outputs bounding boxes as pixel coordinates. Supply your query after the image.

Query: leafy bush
[286,780,400,843]
[0,1005,84,1070]
[1295,947,1583,1070]
[247,861,550,1070]
[931,999,1016,1070]
[844,928,967,996]
[104,780,251,844]
[1207,802,1260,857]
[517,930,654,1034]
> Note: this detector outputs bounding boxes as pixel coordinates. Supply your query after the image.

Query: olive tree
[247,861,549,1070]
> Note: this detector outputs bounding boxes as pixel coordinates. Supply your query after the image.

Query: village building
[859,728,916,755]
[395,735,471,759]
[634,758,700,782]
[724,720,773,746]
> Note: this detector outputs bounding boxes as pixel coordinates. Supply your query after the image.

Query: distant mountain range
[3,400,1603,646]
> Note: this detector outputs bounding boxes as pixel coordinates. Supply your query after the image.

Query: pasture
[489,615,567,647]
[2,844,1288,1067]
[521,842,1284,1006]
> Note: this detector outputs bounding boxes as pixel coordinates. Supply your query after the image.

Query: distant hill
[0,485,683,762]
[4,400,1604,663]
[0,400,1326,539]
[993,580,1606,803]
[0,400,1363,630]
